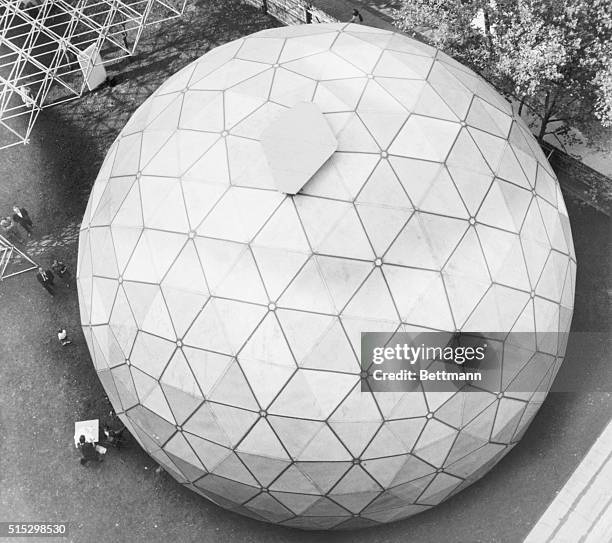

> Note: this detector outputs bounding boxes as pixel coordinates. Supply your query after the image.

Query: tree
[393,0,612,146]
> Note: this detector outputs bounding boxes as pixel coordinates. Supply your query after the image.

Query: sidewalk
[524,419,612,543]
[311,0,395,29]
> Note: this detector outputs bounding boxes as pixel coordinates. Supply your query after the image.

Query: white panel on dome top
[261,101,338,195]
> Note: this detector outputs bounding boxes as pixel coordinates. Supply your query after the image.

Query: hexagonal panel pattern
[261,101,337,194]
[78,23,576,530]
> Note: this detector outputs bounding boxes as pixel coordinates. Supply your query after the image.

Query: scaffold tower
[0,233,38,280]
[0,0,187,149]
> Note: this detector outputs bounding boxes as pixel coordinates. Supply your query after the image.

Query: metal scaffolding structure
[0,233,38,280]
[0,0,187,149]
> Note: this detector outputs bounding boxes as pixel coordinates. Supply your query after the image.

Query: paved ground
[0,1,610,542]
[525,419,612,543]
[310,0,396,28]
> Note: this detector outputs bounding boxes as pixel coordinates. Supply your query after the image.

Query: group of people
[1,204,74,346]
[36,261,74,347]
[36,258,71,296]
[1,205,71,298]
[77,423,127,466]
[0,205,33,244]
[1,204,124,465]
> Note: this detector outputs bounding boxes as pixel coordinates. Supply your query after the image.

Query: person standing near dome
[12,205,33,238]
[350,8,364,23]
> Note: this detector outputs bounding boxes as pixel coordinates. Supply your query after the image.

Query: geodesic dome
[77,23,576,530]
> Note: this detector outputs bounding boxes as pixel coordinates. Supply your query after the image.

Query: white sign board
[78,45,107,91]
[74,419,99,447]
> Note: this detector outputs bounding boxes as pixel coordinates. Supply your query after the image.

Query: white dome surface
[77,23,576,530]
